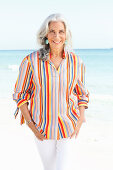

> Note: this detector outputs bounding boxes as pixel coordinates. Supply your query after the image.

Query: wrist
[27,120,36,131]
[26,119,32,125]
[78,116,84,124]
[28,122,39,135]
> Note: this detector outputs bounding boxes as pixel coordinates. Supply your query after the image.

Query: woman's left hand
[70,118,83,139]
[70,106,85,139]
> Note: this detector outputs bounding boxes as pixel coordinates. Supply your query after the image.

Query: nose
[54,32,60,38]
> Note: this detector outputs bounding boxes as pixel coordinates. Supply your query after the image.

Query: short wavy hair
[37,13,72,50]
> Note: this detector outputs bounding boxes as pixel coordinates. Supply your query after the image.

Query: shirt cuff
[14,99,29,121]
[17,99,29,108]
[78,100,88,109]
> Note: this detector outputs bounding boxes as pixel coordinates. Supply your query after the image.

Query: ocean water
[0,49,113,123]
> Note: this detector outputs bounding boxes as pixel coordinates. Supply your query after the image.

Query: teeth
[53,41,61,44]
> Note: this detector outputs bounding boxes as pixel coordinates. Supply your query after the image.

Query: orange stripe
[58,117,66,138]
[45,61,49,137]
[32,54,37,123]
[30,81,35,118]
[70,98,80,119]
[52,67,55,138]
[36,54,42,126]
[17,99,27,107]
[75,84,80,97]
[66,111,76,130]
[37,52,42,86]
[57,126,60,140]
[66,55,69,112]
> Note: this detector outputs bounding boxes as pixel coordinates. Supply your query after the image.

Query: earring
[45,39,49,44]
[64,40,67,45]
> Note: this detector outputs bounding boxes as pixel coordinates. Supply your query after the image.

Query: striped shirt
[12,49,89,140]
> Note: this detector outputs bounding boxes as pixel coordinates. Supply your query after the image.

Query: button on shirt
[12,49,89,140]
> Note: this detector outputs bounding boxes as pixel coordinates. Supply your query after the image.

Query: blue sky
[0,0,113,49]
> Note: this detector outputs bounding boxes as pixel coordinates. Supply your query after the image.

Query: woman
[13,13,89,170]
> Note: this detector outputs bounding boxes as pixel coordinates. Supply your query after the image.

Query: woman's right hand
[34,129,47,141]
[19,104,47,141]
[27,120,47,141]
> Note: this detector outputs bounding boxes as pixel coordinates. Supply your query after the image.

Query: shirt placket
[47,58,67,139]
[47,60,60,139]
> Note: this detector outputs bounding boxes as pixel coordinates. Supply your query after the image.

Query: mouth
[53,41,61,44]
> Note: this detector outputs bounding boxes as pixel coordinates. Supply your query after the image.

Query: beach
[0,49,113,170]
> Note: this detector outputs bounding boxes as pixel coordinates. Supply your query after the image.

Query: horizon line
[0,48,113,51]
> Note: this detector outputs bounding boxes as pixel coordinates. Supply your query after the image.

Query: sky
[0,0,113,50]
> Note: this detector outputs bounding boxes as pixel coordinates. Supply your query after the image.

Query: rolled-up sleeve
[12,56,33,124]
[75,57,89,109]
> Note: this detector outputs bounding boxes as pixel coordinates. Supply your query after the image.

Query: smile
[53,41,61,44]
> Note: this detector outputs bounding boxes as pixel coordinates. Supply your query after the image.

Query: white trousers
[34,135,76,170]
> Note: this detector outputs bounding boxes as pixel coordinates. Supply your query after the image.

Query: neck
[50,47,64,58]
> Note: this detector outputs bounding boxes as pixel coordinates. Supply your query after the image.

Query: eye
[49,30,55,33]
[59,30,65,33]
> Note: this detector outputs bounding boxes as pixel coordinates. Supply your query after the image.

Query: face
[46,21,66,50]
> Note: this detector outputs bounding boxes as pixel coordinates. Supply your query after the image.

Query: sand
[0,97,113,170]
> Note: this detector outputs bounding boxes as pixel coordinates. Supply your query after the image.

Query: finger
[36,134,44,141]
[39,138,43,141]
[70,131,76,139]
[36,137,43,141]
[70,133,74,138]
[70,135,73,139]
[41,134,47,140]
[75,130,79,138]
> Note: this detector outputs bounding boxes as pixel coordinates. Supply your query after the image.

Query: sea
[0,49,113,123]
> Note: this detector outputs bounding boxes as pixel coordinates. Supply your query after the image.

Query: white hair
[37,13,72,60]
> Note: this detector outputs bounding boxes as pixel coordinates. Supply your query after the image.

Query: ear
[46,34,48,38]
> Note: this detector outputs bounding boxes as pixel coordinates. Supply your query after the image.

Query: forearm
[79,106,86,122]
[19,103,46,141]
[19,103,37,134]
